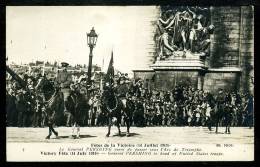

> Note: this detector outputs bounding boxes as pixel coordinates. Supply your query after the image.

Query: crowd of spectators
[6,66,254,128]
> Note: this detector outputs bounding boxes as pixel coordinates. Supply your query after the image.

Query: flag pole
[42,61,45,76]
[100,56,104,93]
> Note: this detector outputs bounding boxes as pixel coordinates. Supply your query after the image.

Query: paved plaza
[6,126,254,144]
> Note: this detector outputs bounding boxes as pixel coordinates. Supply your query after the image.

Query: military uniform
[216,90,225,113]
[56,63,72,112]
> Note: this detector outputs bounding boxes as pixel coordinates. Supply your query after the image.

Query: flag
[100,57,104,91]
[105,51,114,85]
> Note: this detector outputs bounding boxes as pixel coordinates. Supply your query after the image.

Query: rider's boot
[117,125,121,136]
[106,124,111,137]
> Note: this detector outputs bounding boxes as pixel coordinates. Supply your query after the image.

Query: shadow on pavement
[207,131,225,134]
[112,132,140,137]
[57,134,97,139]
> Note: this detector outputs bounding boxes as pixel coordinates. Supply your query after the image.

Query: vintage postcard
[6,5,254,161]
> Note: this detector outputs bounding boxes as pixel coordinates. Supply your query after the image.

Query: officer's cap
[61,62,69,67]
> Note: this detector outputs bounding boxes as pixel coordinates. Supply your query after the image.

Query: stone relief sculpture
[155,6,215,61]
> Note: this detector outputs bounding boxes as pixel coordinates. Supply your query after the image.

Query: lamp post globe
[87,27,98,48]
[86,27,98,88]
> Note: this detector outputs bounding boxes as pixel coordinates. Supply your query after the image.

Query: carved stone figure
[155,6,214,61]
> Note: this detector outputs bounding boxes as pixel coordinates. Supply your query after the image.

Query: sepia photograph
[5,5,254,161]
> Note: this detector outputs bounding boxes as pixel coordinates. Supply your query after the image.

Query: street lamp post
[86,27,98,87]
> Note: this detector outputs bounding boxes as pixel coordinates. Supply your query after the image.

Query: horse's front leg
[227,125,230,134]
[215,119,219,134]
[116,118,121,136]
[126,118,130,137]
[126,124,130,137]
[46,124,58,139]
[224,118,228,134]
[227,119,231,134]
[208,117,212,131]
[106,117,111,137]
[51,125,58,138]
[45,126,52,139]
[76,123,80,138]
[70,122,76,138]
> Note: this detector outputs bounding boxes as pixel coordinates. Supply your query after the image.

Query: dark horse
[35,77,62,139]
[101,87,125,137]
[212,92,233,134]
[36,77,81,139]
[212,102,224,133]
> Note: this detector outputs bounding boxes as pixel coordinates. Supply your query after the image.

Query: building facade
[133,6,254,94]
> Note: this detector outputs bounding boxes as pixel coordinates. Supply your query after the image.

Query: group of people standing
[6,64,254,130]
[118,81,254,129]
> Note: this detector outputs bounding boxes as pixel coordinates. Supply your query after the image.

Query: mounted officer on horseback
[101,52,133,137]
[56,62,73,127]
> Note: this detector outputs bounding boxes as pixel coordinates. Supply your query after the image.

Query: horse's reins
[105,95,118,113]
[45,90,59,108]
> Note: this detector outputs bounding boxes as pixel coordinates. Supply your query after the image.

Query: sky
[6,6,158,75]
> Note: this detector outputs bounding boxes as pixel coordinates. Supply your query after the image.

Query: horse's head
[36,77,56,101]
[102,88,120,112]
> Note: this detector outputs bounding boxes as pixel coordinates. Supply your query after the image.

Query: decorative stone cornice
[150,58,206,71]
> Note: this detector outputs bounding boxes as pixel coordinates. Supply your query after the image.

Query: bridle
[104,93,118,113]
